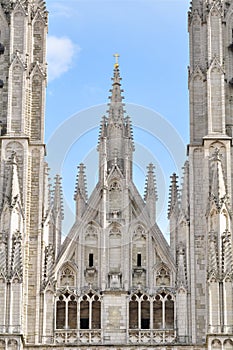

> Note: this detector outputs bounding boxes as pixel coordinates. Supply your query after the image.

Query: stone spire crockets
[144,163,157,223]
[107,61,125,125]
[74,163,88,219]
[98,58,134,181]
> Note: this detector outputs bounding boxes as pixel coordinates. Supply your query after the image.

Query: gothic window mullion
[89,300,92,329]
[162,299,165,329]
[65,299,69,329]
[77,300,80,329]
[150,299,153,330]
[138,300,141,329]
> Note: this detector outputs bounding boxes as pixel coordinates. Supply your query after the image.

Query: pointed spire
[43,163,52,219]
[74,163,88,202]
[125,116,135,149]
[144,163,157,201]
[144,164,157,223]
[53,175,64,220]
[74,164,88,220]
[4,152,21,207]
[107,58,125,124]
[98,58,134,181]
[210,148,227,206]
[168,173,179,219]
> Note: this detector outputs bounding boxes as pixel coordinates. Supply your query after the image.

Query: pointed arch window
[56,293,77,329]
[129,292,175,330]
[55,291,101,330]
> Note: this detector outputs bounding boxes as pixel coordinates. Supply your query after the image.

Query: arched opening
[153,296,162,329]
[141,296,150,329]
[80,299,89,329]
[129,295,138,329]
[212,339,222,350]
[92,297,101,329]
[56,297,65,329]
[165,295,174,329]
[224,339,233,350]
[68,298,77,329]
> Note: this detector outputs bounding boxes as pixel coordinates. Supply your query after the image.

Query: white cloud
[47,36,80,82]
[48,3,73,18]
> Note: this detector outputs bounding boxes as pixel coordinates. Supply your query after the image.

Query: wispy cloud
[47,2,73,18]
[47,36,80,82]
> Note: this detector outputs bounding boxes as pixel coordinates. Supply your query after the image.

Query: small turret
[74,163,88,220]
[52,175,64,257]
[168,173,179,259]
[144,163,157,223]
[168,173,179,219]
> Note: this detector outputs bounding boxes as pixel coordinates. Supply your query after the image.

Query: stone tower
[0,0,233,349]
[0,0,63,348]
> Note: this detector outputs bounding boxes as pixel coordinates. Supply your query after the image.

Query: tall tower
[0,0,62,347]
[172,0,233,346]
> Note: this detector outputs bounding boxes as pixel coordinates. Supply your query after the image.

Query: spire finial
[113,53,120,68]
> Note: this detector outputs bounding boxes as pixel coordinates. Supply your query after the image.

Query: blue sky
[45,0,189,239]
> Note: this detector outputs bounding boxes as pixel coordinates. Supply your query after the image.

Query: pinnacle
[52,175,64,220]
[74,163,88,202]
[144,163,157,202]
[168,173,179,219]
[107,64,125,124]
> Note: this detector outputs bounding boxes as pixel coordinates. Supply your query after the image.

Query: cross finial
[113,53,120,68]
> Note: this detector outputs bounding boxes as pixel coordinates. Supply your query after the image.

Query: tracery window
[55,291,101,330]
[59,265,75,287]
[156,267,170,286]
[109,181,122,192]
[129,292,175,330]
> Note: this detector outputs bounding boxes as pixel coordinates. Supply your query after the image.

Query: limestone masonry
[0,0,233,349]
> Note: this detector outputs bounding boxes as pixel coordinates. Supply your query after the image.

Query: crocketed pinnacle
[74,163,88,203]
[168,173,179,219]
[107,63,125,125]
[53,175,64,220]
[210,148,227,206]
[144,163,157,202]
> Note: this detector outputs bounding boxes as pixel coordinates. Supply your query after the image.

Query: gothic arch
[209,209,218,232]
[55,290,101,330]
[132,223,146,240]
[221,208,230,231]
[155,263,171,286]
[129,291,175,330]
[209,143,226,166]
[108,223,122,273]
[7,339,18,350]
[12,9,26,54]
[108,178,123,219]
[0,339,5,350]
[109,179,122,192]
[212,339,222,350]
[224,339,233,350]
[58,262,77,287]
[85,221,99,240]
[32,17,45,63]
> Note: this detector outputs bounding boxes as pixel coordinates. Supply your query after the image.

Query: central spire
[98,58,134,182]
[107,56,125,125]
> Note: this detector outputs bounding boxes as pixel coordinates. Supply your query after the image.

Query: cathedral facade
[0,0,233,349]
